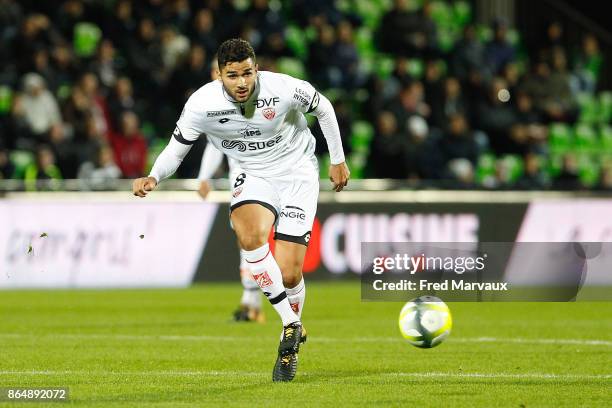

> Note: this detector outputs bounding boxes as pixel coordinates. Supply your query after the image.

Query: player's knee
[237,230,268,251]
[278,260,303,288]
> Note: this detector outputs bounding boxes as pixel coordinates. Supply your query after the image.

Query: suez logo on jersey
[221,135,283,152]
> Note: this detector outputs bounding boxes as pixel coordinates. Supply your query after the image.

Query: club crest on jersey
[253,271,273,288]
[263,108,275,120]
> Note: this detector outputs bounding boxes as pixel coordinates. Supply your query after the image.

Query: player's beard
[234,86,251,102]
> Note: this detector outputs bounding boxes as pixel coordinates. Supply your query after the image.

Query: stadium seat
[374,55,395,79]
[355,26,375,57]
[578,154,600,187]
[0,85,12,114]
[9,150,35,179]
[548,122,574,153]
[600,125,612,152]
[599,91,612,123]
[146,139,168,175]
[476,153,496,186]
[277,57,307,79]
[285,25,308,60]
[73,22,102,57]
[499,154,524,183]
[577,92,599,124]
[453,1,472,27]
[574,123,598,153]
[351,121,374,154]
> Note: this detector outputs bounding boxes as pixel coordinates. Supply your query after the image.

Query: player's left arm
[291,79,350,192]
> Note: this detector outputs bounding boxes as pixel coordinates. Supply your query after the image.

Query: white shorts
[229,159,319,246]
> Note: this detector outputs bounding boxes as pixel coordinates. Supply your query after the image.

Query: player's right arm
[132,100,207,198]
[197,142,225,199]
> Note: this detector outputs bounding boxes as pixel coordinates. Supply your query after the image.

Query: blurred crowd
[0,0,608,190]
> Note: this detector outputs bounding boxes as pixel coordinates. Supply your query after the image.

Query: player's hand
[132,176,157,197]
[198,180,211,199]
[329,162,350,192]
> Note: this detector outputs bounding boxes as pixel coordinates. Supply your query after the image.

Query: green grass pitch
[0,282,610,407]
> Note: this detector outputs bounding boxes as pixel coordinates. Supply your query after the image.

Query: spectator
[439,113,480,166]
[552,153,582,190]
[573,33,603,94]
[89,39,120,89]
[332,21,362,89]
[109,111,148,178]
[77,143,122,190]
[18,73,63,140]
[403,115,443,180]
[515,152,549,189]
[451,24,488,83]
[24,144,62,191]
[0,147,14,179]
[475,77,516,154]
[484,18,516,75]
[189,8,218,56]
[369,111,408,178]
[378,0,438,58]
[108,77,137,130]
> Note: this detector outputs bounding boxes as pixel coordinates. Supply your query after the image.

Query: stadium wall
[1,191,611,288]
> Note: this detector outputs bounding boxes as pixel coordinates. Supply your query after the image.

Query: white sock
[242,243,299,326]
[239,253,261,309]
[286,277,306,318]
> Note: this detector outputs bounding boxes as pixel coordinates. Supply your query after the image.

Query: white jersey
[176,71,323,178]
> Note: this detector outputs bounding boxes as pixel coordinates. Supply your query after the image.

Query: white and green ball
[398,296,452,348]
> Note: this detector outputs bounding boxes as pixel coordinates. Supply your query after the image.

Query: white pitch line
[0,370,609,381]
[0,333,611,346]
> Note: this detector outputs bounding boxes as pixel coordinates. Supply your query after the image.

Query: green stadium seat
[347,152,366,179]
[577,92,599,124]
[499,154,524,182]
[574,123,598,153]
[73,22,102,58]
[546,153,563,178]
[599,91,612,123]
[10,150,35,179]
[318,154,331,180]
[578,154,600,187]
[407,58,425,78]
[351,121,374,154]
[0,85,13,114]
[548,122,573,153]
[277,57,306,79]
[453,1,472,27]
[430,1,453,30]
[374,55,395,80]
[600,125,612,152]
[355,0,385,28]
[285,25,308,60]
[355,26,375,57]
[476,153,496,185]
[146,138,167,175]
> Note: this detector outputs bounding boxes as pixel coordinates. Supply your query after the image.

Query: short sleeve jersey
[175,71,320,177]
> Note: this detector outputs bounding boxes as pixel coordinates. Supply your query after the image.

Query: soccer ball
[398,296,452,348]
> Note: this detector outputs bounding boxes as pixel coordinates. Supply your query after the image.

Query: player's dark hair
[217,38,256,68]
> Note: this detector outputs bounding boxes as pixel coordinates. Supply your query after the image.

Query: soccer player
[197,143,265,323]
[133,38,349,382]
[197,58,264,323]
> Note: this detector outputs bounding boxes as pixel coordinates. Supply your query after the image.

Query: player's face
[218,58,258,103]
